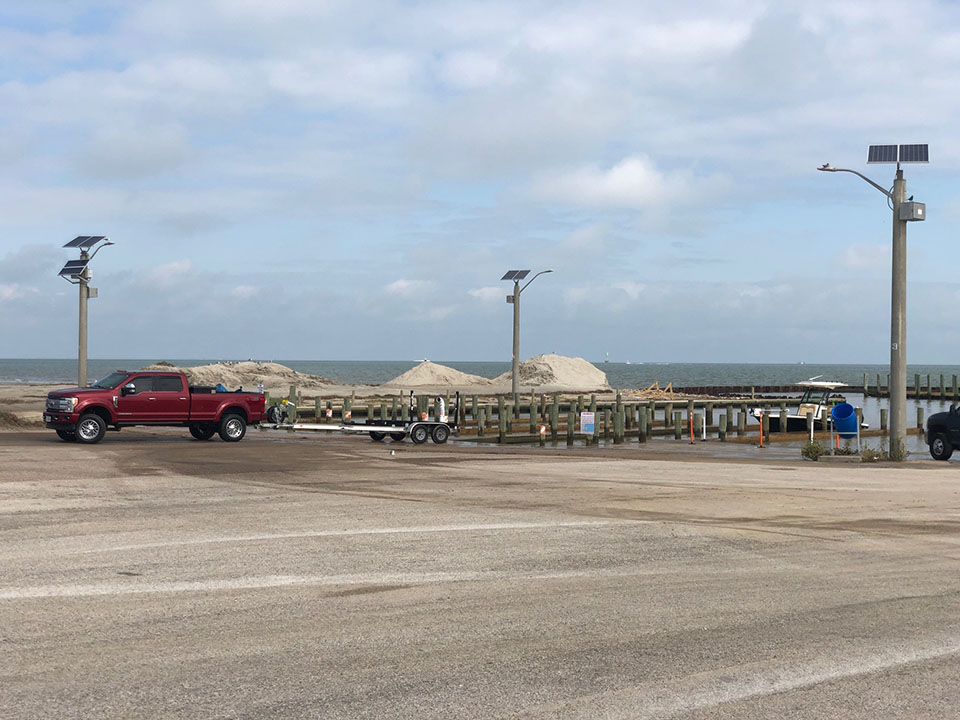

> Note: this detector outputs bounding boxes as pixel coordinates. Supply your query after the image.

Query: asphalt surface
[3,427,960,719]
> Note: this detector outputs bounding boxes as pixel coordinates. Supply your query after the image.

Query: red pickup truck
[44,370,266,444]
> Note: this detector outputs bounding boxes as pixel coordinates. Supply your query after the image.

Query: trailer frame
[262,391,460,444]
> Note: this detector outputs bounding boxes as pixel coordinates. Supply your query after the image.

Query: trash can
[831,402,858,438]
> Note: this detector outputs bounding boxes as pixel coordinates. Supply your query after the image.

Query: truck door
[153,375,189,421]
[115,375,159,422]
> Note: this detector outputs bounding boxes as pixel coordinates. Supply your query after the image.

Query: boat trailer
[262,391,459,444]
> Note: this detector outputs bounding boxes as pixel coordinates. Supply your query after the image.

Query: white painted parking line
[520,635,960,719]
[74,520,635,554]
[3,566,666,599]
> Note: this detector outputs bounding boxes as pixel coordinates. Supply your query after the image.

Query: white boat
[750,379,868,432]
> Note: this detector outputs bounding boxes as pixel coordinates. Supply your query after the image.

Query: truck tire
[190,423,217,440]
[929,433,953,461]
[410,424,428,444]
[431,425,450,444]
[218,414,247,442]
[76,413,106,444]
[369,431,386,441]
[390,432,406,441]
[56,429,76,442]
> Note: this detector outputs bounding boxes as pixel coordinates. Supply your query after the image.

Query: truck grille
[46,398,74,412]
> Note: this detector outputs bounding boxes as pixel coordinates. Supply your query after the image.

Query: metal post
[77,261,89,387]
[890,168,907,459]
[511,279,520,399]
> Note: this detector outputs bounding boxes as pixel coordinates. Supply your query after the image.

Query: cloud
[385,279,431,298]
[838,242,889,275]
[467,286,503,304]
[530,155,729,209]
[0,283,33,302]
[231,285,261,299]
[145,260,194,287]
[0,244,64,283]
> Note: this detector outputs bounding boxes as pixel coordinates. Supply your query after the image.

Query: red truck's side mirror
[120,383,136,396]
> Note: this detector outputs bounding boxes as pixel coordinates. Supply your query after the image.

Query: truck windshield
[90,371,132,389]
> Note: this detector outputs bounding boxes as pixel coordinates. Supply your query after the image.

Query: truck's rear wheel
[390,432,406,441]
[369,431,386,441]
[56,429,76,442]
[190,424,217,440]
[410,424,428,444]
[76,414,106,444]
[218,414,247,442]
[431,425,450,444]
[930,433,953,461]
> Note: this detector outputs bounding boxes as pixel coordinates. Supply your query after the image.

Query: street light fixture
[818,144,927,459]
[501,268,553,403]
[59,236,115,387]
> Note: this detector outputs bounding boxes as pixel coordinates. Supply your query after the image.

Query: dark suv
[927,405,960,460]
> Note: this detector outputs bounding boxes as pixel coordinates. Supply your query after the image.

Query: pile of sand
[141,361,341,396]
[493,354,610,392]
[383,361,494,388]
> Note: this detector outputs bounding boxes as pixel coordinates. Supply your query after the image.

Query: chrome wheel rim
[78,419,100,440]
[934,438,945,455]
[225,419,243,438]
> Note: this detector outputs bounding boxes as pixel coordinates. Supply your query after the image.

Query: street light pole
[890,168,907,459]
[78,255,90,387]
[502,269,553,401]
[819,145,926,459]
[59,236,114,388]
[512,278,521,401]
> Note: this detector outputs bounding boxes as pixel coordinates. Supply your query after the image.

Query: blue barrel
[831,402,858,438]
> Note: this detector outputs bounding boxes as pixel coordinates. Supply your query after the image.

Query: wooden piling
[529,392,537,433]
[880,407,888,432]
[477,406,485,437]
[719,414,727,442]
[779,402,787,433]
[673,412,682,440]
[567,410,575,446]
[917,407,925,429]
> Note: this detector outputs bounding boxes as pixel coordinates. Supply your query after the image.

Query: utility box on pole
[899,202,926,221]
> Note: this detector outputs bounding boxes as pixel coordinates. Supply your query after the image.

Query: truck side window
[154,376,183,392]
[126,377,152,394]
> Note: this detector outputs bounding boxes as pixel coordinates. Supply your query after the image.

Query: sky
[2,0,960,364]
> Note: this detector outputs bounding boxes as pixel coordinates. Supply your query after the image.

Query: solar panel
[501,271,518,280]
[58,259,89,277]
[867,145,898,163]
[899,144,929,163]
[513,270,530,280]
[63,235,107,249]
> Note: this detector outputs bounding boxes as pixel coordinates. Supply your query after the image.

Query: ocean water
[3,358,960,390]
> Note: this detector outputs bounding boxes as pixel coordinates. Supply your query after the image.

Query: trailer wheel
[431,425,450,444]
[56,429,76,442]
[930,433,953,461]
[369,431,386,441]
[410,424,429,444]
[76,413,106,444]
[218,414,247,442]
[190,423,217,440]
[390,432,406,441]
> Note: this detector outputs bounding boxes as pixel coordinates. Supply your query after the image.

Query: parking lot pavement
[3,428,960,719]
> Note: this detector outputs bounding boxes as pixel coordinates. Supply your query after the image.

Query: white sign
[580,411,595,434]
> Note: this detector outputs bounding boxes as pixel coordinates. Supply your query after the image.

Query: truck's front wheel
[56,429,76,442]
[218,414,247,442]
[76,414,106,444]
[930,433,953,461]
[190,423,217,440]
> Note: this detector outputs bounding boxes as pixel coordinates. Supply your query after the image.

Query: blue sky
[2,0,960,363]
